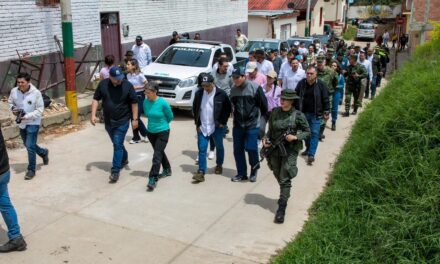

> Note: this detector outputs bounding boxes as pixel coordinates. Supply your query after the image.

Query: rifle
[253,111,297,170]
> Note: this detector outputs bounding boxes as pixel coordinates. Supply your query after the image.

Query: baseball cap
[327,47,335,53]
[198,72,214,86]
[172,31,178,37]
[266,70,277,79]
[135,35,142,41]
[232,66,246,77]
[294,41,300,46]
[349,54,358,60]
[109,66,124,81]
[245,62,258,73]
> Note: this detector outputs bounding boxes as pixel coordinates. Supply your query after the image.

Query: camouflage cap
[280,89,300,100]
[349,54,358,60]
[316,55,326,63]
[327,47,335,53]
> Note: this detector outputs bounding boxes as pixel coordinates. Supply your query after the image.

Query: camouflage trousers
[345,86,360,113]
[267,151,299,202]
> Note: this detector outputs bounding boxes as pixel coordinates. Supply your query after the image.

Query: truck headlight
[178,77,197,88]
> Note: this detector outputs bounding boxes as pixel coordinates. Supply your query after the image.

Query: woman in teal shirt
[143,82,174,191]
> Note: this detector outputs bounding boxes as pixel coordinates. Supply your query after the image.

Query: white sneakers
[195,151,215,164]
[129,137,149,144]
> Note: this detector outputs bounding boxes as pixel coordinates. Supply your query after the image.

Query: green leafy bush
[273,39,440,263]
[343,25,357,41]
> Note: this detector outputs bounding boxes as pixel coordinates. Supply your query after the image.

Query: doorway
[100,12,121,62]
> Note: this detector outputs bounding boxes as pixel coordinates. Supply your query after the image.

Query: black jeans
[132,91,148,141]
[147,130,171,179]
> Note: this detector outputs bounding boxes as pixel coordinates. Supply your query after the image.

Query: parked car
[356,23,375,41]
[364,16,385,24]
[235,38,290,61]
[142,40,238,111]
[313,34,330,45]
[287,36,317,48]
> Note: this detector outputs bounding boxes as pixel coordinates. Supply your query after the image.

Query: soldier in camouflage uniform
[325,47,339,68]
[316,55,338,140]
[343,54,367,116]
[264,89,310,224]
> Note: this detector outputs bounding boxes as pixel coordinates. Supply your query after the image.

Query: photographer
[0,128,27,252]
[8,73,49,180]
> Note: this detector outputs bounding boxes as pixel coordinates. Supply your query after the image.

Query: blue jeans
[197,127,226,173]
[332,88,343,123]
[304,113,322,157]
[232,127,259,177]
[0,171,22,240]
[19,125,48,172]
[131,91,148,141]
[369,76,378,98]
[105,122,129,173]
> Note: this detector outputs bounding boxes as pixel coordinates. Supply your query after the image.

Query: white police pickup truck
[142,40,240,111]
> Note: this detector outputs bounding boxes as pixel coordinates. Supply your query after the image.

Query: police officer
[264,90,310,224]
[316,55,338,139]
[343,55,368,116]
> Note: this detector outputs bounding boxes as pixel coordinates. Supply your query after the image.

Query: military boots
[274,200,288,224]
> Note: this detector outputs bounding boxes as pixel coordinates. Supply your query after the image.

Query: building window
[36,0,60,6]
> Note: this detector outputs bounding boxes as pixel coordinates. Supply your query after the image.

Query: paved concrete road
[0,90,383,263]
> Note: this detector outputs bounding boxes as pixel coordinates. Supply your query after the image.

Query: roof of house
[249,0,318,12]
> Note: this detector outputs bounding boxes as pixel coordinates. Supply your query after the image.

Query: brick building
[0,0,248,96]
[405,0,440,52]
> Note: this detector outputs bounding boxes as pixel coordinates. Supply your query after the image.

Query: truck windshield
[242,41,278,52]
[156,47,211,67]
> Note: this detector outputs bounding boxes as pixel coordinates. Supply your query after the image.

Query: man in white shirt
[235,29,248,52]
[131,35,152,70]
[212,52,234,76]
[254,49,274,75]
[357,50,373,105]
[298,42,308,56]
[282,59,306,91]
[192,73,232,183]
[8,73,49,180]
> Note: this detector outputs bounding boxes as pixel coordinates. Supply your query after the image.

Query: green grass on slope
[273,41,440,263]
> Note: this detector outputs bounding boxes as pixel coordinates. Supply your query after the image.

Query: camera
[14,109,26,124]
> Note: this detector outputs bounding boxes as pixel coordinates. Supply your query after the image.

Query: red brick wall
[413,0,440,23]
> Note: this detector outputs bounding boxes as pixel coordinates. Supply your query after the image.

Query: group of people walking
[0,33,392,253]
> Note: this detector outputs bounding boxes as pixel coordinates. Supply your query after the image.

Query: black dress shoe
[231,175,248,182]
[42,150,49,165]
[0,236,27,253]
[24,171,35,180]
[109,172,119,183]
[331,123,336,131]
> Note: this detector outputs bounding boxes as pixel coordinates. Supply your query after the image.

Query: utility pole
[305,0,311,36]
[60,0,78,124]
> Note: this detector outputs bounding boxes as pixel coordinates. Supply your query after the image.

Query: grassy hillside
[273,39,440,263]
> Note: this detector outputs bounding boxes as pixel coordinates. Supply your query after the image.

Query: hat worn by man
[136,35,143,41]
[266,70,277,79]
[280,89,300,100]
[232,66,246,77]
[198,72,214,86]
[246,61,258,73]
[125,50,134,57]
[349,54,358,60]
[327,47,335,53]
[316,55,326,63]
[109,66,124,81]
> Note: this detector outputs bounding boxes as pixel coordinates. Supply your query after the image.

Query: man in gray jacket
[230,67,268,183]
[8,73,49,180]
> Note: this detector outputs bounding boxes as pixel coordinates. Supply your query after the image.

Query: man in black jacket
[295,65,330,165]
[0,130,27,253]
[192,73,232,183]
[230,67,268,182]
